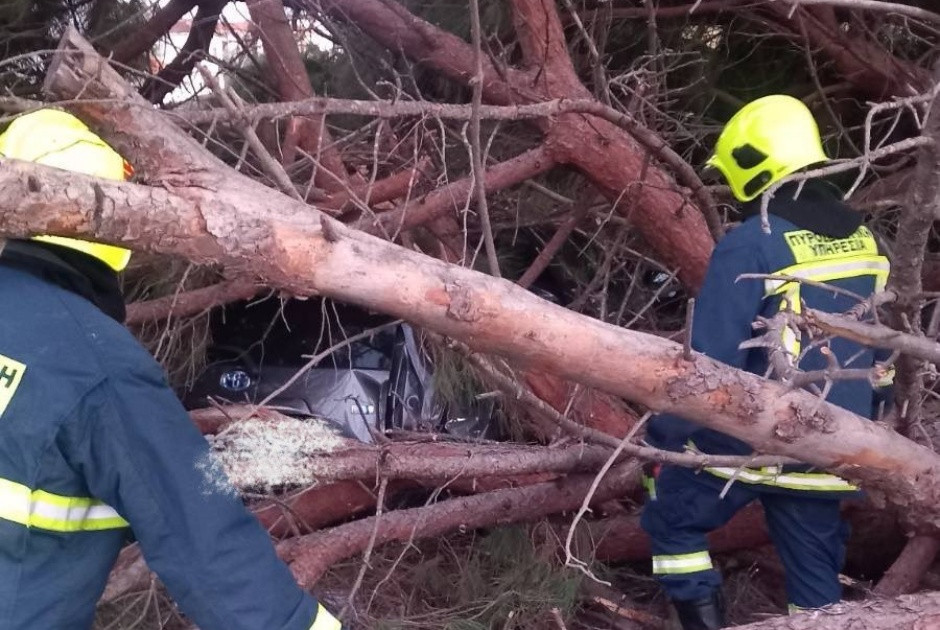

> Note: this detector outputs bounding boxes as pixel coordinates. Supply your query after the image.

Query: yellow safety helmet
[0,108,133,271]
[706,94,828,202]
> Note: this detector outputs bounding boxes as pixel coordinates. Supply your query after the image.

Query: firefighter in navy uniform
[640,95,891,629]
[0,109,342,629]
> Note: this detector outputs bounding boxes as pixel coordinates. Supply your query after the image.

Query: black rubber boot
[671,591,726,630]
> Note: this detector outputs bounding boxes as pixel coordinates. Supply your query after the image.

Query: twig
[125,279,260,324]
[737,273,868,303]
[758,136,933,233]
[196,64,303,200]
[559,0,610,104]
[776,0,940,25]
[468,0,500,277]
[468,353,796,468]
[683,298,695,360]
[341,477,388,620]
[564,412,652,584]
[177,96,720,235]
[550,608,569,630]
[847,84,940,198]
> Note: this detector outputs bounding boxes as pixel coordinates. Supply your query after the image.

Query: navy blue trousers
[640,465,849,608]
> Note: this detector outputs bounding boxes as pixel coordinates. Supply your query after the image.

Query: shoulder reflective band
[309,604,342,630]
[652,551,713,575]
[764,256,890,297]
[0,478,129,532]
[764,254,890,361]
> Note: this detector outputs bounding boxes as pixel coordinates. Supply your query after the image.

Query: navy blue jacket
[648,182,890,469]
[0,262,323,629]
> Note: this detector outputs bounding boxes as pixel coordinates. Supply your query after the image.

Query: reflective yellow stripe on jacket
[687,442,858,493]
[310,604,342,630]
[764,255,890,297]
[0,478,128,532]
[765,254,890,361]
[703,465,857,492]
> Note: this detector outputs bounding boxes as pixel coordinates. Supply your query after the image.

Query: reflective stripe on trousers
[0,477,128,532]
[652,551,713,575]
[310,603,342,630]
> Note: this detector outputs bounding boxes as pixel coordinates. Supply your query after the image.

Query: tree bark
[588,504,770,562]
[18,28,940,533]
[886,66,940,438]
[525,371,640,438]
[727,591,940,630]
[874,536,940,597]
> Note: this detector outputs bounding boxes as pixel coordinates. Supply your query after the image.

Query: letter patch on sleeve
[0,353,26,419]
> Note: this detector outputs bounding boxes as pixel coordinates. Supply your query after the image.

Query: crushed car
[181,297,498,443]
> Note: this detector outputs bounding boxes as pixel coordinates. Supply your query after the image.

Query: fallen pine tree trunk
[727,591,940,630]
[0,27,935,533]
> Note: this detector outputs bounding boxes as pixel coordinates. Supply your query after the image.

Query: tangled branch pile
[2,0,940,628]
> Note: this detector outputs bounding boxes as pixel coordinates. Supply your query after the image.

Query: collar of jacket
[741,178,863,239]
[0,239,126,323]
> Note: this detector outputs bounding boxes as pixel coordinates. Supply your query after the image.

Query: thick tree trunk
[887,64,940,438]
[727,591,940,630]
[13,28,940,533]
[6,150,940,526]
